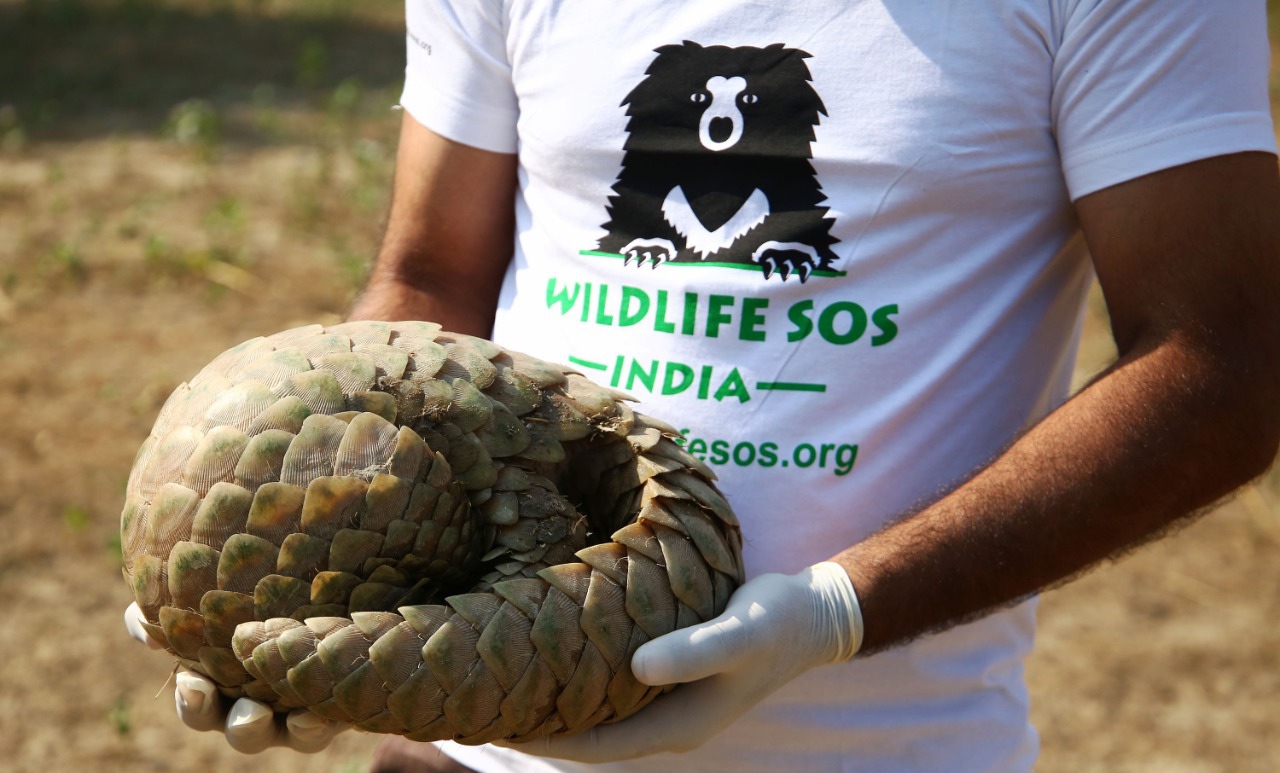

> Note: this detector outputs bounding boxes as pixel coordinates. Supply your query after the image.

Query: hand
[123,602,344,753]
[506,562,864,762]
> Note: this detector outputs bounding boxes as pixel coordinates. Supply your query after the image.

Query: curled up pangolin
[121,320,744,744]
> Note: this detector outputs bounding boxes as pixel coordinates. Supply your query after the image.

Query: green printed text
[546,277,899,346]
[678,430,859,477]
[581,354,827,403]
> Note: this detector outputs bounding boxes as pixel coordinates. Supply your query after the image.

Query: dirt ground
[2,2,1279,771]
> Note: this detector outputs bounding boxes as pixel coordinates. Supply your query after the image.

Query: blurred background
[1,1,1278,771]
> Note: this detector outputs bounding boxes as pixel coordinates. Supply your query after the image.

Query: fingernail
[288,711,328,739]
[228,699,271,729]
[176,672,214,712]
[289,712,325,730]
[631,650,652,684]
[226,699,276,754]
[124,603,166,650]
[286,711,337,752]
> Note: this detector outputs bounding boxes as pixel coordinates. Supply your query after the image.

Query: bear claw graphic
[620,238,677,269]
[752,240,824,283]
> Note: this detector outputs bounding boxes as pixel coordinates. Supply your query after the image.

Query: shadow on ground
[0,0,405,142]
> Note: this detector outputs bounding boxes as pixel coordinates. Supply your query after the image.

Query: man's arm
[839,151,1280,652]
[349,112,518,331]
[516,152,1280,763]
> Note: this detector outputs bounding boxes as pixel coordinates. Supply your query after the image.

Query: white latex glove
[124,601,344,753]
[506,562,864,762]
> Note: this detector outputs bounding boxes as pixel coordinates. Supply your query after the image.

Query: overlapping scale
[121,321,743,743]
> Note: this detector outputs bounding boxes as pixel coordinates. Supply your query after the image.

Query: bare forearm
[348,266,503,337]
[348,113,517,336]
[838,335,1278,653]
[837,154,1280,655]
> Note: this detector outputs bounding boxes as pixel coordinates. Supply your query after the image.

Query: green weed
[45,159,65,185]
[329,238,371,291]
[62,505,90,531]
[0,104,24,152]
[204,197,246,244]
[329,77,361,116]
[250,82,285,140]
[296,37,327,89]
[350,136,392,212]
[143,233,182,276]
[108,695,131,737]
[162,98,222,161]
[42,240,87,283]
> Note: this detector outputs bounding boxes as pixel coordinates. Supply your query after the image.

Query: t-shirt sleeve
[1052,0,1276,201]
[401,0,518,153]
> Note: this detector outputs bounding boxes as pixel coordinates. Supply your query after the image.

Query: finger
[224,697,279,754]
[175,671,224,732]
[498,726,631,763]
[503,731,588,762]
[632,613,752,685]
[284,710,342,753]
[503,678,727,762]
[123,602,166,650]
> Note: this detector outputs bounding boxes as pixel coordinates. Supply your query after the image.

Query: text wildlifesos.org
[676,432,859,477]
[546,277,899,346]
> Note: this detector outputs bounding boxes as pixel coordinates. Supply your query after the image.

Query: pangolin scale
[121,320,743,743]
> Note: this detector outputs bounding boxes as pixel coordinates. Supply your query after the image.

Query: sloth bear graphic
[596,41,839,283]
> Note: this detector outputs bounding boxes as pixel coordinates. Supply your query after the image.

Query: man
[132,1,1280,770]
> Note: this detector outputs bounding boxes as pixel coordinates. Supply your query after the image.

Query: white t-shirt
[399,1,1276,771]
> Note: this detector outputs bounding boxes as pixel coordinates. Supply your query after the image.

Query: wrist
[810,562,864,661]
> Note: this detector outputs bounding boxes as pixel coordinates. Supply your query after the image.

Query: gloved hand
[124,601,344,753]
[505,561,864,762]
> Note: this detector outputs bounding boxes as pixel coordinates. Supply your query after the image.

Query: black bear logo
[596,41,839,282]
